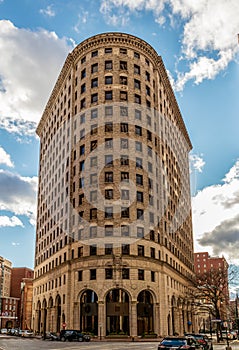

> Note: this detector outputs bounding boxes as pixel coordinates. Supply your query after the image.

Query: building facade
[33,32,195,338]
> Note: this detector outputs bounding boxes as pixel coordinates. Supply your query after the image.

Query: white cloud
[0,20,74,134]
[190,153,205,173]
[0,169,38,225]
[12,242,20,246]
[192,159,239,263]
[0,146,14,167]
[73,11,89,33]
[100,0,239,89]
[39,5,55,17]
[0,215,24,227]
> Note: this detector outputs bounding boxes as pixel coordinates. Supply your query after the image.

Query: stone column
[154,302,160,336]
[98,300,105,339]
[130,300,138,338]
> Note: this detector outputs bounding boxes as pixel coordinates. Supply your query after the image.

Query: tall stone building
[33,32,195,338]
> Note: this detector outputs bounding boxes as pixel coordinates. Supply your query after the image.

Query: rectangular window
[90,190,97,202]
[105,75,113,85]
[105,105,113,116]
[137,191,143,202]
[136,174,143,185]
[120,155,129,166]
[81,83,86,93]
[121,189,129,200]
[134,64,140,75]
[135,109,141,120]
[105,91,113,100]
[121,172,129,182]
[91,140,97,151]
[81,56,86,64]
[138,269,144,280]
[90,156,97,167]
[90,226,97,237]
[120,106,128,116]
[90,208,97,219]
[105,138,113,149]
[105,122,113,132]
[135,141,142,152]
[120,61,127,70]
[151,271,155,282]
[105,243,113,255]
[105,172,113,182]
[80,98,86,109]
[80,128,85,139]
[78,270,82,281]
[122,268,129,279]
[91,63,98,73]
[121,207,129,218]
[120,122,128,133]
[137,227,144,238]
[122,244,130,255]
[121,225,129,236]
[146,71,150,82]
[90,245,97,256]
[91,108,98,119]
[91,78,98,88]
[105,206,113,219]
[135,125,142,136]
[151,247,155,258]
[138,245,144,256]
[80,144,85,155]
[105,225,113,236]
[105,154,113,166]
[105,48,112,54]
[134,52,140,59]
[120,76,127,85]
[120,138,128,149]
[105,189,113,199]
[90,269,96,280]
[120,91,127,101]
[134,79,141,89]
[135,94,141,104]
[105,60,113,70]
[105,268,113,279]
[81,68,86,79]
[137,209,144,220]
[136,157,143,169]
[90,173,97,185]
[80,113,85,124]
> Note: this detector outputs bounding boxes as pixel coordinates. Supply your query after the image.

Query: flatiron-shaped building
[33,32,195,338]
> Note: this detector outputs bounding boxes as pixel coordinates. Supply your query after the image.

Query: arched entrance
[80,289,98,335]
[106,288,129,336]
[137,290,154,336]
[55,295,61,332]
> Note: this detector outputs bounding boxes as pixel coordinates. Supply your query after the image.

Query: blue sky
[0,0,239,275]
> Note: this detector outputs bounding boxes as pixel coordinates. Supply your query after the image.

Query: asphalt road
[0,337,238,350]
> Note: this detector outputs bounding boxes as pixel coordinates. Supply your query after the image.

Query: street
[0,337,239,350]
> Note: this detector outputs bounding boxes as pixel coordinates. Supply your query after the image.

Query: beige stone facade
[33,32,195,338]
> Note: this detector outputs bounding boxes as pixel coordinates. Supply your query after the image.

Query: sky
[0,0,239,281]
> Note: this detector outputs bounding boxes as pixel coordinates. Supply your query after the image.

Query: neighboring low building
[0,296,19,329]
[20,278,33,330]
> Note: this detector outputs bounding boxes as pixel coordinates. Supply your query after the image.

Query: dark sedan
[158,336,203,350]
[59,329,91,342]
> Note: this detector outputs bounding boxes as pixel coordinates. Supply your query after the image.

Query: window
[90,173,97,185]
[122,244,130,255]
[80,145,85,155]
[122,268,129,279]
[105,60,113,70]
[148,146,152,156]
[146,85,150,96]
[119,47,127,54]
[105,154,113,166]
[136,157,142,169]
[105,75,113,85]
[134,79,141,89]
[80,113,85,124]
[151,271,155,282]
[105,172,113,182]
[149,212,154,223]
[137,227,144,238]
[90,226,97,237]
[135,141,142,152]
[148,162,152,173]
[120,76,127,85]
[120,106,128,116]
[105,138,113,149]
[81,83,86,93]
[120,122,128,133]
[90,245,97,256]
[120,138,128,149]
[134,51,140,59]
[90,208,97,220]
[105,91,113,101]
[137,191,143,202]
[91,63,98,73]
[105,48,112,54]
[80,98,86,109]
[81,56,86,64]
[121,207,129,218]
[121,189,129,200]
[90,190,97,202]
[80,128,85,139]
[91,78,98,88]
[105,225,113,236]
[147,115,151,126]
[120,91,127,101]
[79,177,84,188]
[81,68,86,79]
[135,109,141,120]
[105,268,113,279]
[105,206,113,219]
[146,71,150,82]
[105,122,113,132]
[136,174,143,185]
[121,172,129,182]
[91,108,98,119]
[138,245,144,256]
[91,93,98,103]
[134,64,140,75]
[120,61,127,70]
[78,270,82,281]
[90,156,97,167]
[105,189,113,199]
[135,125,142,136]
[135,94,141,104]
[105,243,113,255]
[151,247,155,258]
[79,193,84,205]
[138,269,144,280]
[91,50,98,57]
[147,130,152,141]
[80,160,84,171]
[91,140,97,151]
[105,105,113,116]
[121,155,129,166]
[121,225,129,236]
[90,269,96,280]
[137,209,144,220]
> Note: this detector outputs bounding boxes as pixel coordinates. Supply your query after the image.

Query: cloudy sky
[0,0,239,271]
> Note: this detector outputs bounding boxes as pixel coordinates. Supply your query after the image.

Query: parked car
[42,331,59,341]
[59,329,90,342]
[185,333,213,350]
[21,330,34,338]
[221,330,234,340]
[158,336,203,350]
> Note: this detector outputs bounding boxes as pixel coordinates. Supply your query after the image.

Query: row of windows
[77,208,153,222]
[79,47,147,61]
[77,190,153,204]
[78,268,155,282]
[86,244,158,259]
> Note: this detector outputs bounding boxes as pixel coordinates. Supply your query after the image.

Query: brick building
[33,32,195,338]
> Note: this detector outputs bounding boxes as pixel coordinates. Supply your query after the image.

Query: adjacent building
[33,32,195,338]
